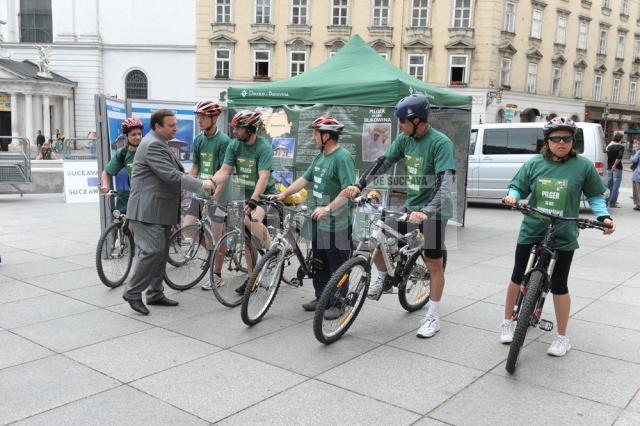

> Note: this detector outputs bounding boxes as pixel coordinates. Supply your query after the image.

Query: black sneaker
[235,279,248,295]
[302,299,319,311]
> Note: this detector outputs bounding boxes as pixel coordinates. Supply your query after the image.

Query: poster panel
[130,101,196,161]
[229,105,469,224]
[104,98,130,192]
[63,160,100,203]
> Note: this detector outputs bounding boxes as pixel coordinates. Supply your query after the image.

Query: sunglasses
[547,136,574,143]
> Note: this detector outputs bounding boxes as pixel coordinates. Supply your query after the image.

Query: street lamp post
[603,103,610,140]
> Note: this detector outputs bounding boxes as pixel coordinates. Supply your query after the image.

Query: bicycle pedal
[538,319,554,331]
[288,278,301,287]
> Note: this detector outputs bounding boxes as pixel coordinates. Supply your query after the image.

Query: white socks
[377,271,388,281]
[427,300,440,317]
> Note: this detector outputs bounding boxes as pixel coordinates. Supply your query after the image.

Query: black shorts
[384,217,447,259]
[510,243,574,295]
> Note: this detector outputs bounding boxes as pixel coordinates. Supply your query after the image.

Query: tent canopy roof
[228,35,471,109]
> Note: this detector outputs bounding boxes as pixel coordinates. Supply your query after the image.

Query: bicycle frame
[509,204,609,331]
[353,199,422,280]
[512,221,559,330]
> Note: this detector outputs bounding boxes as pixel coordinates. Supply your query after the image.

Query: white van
[467,122,607,199]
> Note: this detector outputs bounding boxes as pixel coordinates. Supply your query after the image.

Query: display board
[230,104,470,224]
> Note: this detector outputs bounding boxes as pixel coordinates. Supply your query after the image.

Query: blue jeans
[607,169,623,207]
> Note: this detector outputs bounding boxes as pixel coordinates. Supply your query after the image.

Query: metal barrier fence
[0,136,32,196]
[61,137,98,160]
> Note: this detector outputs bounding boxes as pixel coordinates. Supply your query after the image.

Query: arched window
[125,70,148,99]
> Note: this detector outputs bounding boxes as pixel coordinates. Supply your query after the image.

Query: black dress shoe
[123,296,149,315]
[147,295,179,306]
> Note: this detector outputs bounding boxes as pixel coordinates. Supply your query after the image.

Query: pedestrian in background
[631,148,640,211]
[606,133,625,208]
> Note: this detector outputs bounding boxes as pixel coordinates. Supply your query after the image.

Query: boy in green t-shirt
[188,101,232,291]
[212,110,276,291]
[501,117,616,357]
[342,94,455,339]
[100,118,143,213]
[271,116,355,319]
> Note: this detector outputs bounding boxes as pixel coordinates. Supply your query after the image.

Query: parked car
[466,122,607,199]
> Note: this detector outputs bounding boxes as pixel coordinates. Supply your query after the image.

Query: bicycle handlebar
[353,195,408,222]
[508,202,612,230]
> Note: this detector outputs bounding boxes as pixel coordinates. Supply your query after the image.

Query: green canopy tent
[227,35,472,225]
[228,35,470,109]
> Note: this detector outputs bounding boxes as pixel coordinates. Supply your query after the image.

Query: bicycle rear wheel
[313,256,371,344]
[96,222,134,288]
[164,225,212,290]
[211,229,250,307]
[241,247,284,325]
[398,249,447,312]
[506,270,544,374]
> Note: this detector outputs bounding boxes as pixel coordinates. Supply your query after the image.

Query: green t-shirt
[192,129,230,178]
[509,155,607,250]
[104,147,135,179]
[223,136,276,200]
[383,127,456,219]
[302,146,356,232]
[192,129,232,202]
[104,147,135,213]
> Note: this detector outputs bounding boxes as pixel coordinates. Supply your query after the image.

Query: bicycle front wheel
[241,247,284,325]
[398,249,447,312]
[506,270,544,374]
[164,225,212,290]
[96,222,134,288]
[313,256,371,344]
[211,230,250,307]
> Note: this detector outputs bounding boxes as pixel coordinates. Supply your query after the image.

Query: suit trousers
[123,221,171,302]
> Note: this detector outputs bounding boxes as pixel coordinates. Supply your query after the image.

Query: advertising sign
[230,104,470,224]
[130,101,196,161]
[105,98,129,192]
[63,160,100,203]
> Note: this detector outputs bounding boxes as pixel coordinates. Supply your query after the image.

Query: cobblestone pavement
[1,180,639,425]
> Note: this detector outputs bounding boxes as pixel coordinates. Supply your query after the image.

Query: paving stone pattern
[1,189,639,425]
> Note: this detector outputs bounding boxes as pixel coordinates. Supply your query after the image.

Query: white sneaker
[499,319,515,344]
[367,273,386,299]
[416,314,441,338]
[547,335,571,357]
[201,274,222,291]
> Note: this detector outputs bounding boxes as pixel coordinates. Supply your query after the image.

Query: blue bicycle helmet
[395,94,430,123]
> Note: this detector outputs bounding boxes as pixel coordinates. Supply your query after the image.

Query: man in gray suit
[123,109,216,315]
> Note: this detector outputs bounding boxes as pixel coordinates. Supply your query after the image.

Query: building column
[42,95,51,140]
[10,92,18,138]
[25,93,34,146]
[62,95,70,138]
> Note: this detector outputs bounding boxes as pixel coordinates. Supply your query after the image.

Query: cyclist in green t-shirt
[212,110,276,289]
[342,94,455,339]
[501,117,616,357]
[271,116,355,318]
[187,100,232,291]
[100,118,143,213]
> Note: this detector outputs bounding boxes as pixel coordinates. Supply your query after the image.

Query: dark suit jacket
[127,130,203,226]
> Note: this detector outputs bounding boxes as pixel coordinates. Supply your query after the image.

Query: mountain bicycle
[96,190,134,288]
[505,203,612,374]
[313,195,447,344]
[164,194,225,291]
[241,196,315,325]
[205,196,286,308]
